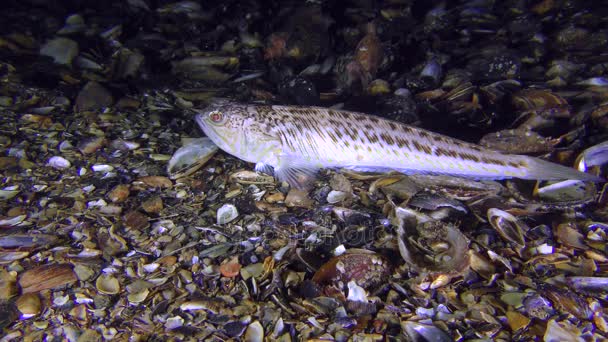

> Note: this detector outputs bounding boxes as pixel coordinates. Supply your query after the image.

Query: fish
[195,99,601,189]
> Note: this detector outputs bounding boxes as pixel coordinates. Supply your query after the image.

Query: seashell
[224,321,247,338]
[165,316,184,330]
[19,264,77,294]
[0,215,25,227]
[127,289,149,304]
[47,156,71,169]
[419,58,442,85]
[401,321,452,342]
[555,223,586,250]
[16,293,41,319]
[541,284,593,320]
[230,170,275,185]
[523,294,555,320]
[91,164,114,172]
[534,179,596,203]
[244,320,264,342]
[216,204,238,224]
[326,190,348,204]
[487,208,527,248]
[543,319,583,342]
[506,310,531,332]
[167,137,218,179]
[312,250,391,290]
[397,220,469,276]
[408,192,468,214]
[95,274,120,295]
[566,276,608,293]
[512,89,570,117]
[575,140,608,174]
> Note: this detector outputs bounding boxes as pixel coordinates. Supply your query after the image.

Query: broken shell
[566,276,608,293]
[16,293,41,319]
[229,170,275,185]
[167,137,218,179]
[165,316,184,331]
[217,204,238,224]
[401,321,452,342]
[96,274,120,295]
[541,284,593,320]
[544,319,583,342]
[397,220,470,276]
[127,289,149,304]
[487,208,527,248]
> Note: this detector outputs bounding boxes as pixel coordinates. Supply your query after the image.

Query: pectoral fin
[274,154,320,190]
[255,163,275,176]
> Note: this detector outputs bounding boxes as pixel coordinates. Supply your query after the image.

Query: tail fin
[518,155,604,182]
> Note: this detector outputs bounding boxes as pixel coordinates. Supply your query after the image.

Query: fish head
[195,100,275,164]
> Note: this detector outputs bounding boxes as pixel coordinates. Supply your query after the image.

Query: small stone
[123,211,150,231]
[142,196,163,214]
[217,204,238,224]
[40,37,78,65]
[265,192,285,203]
[16,293,41,318]
[107,184,130,203]
[77,136,105,155]
[0,269,17,300]
[115,97,141,110]
[0,157,18,171]
[75,81,114,112]
[133,176,172,189]
[285,189,313,208]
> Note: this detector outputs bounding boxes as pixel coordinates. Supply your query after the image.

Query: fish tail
[517,155,603,182]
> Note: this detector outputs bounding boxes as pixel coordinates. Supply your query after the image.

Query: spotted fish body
[195,100,600,188]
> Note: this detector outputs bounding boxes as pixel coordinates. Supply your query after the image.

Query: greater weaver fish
[195,99,601,189]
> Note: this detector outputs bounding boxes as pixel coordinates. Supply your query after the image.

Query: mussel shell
[167,137,218,179]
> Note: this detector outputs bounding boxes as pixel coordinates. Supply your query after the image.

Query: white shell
[47,156,71,169]
[167,137,218,179]
[244,321,264,342]
[326,190,348,204]
[576,140,608,172]
[346,280,368,302]
[217,204,238,224]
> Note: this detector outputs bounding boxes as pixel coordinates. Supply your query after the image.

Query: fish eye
[208,111,224,124]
